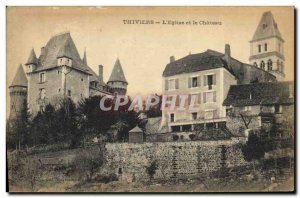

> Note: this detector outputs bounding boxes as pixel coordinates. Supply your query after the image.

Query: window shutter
[213,91,216,102]
[188,77,191,88]
[204,76,207,86]
[213,74,216,85]
[175,79,179,89]
[165,79,168,90]
[203,92,206,103]
[197,76,201,86]
[188,94,191,105]
[175,95,180,106]
[198,93,201,104]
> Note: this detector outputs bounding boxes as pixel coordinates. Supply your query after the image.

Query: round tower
[9,64,28,120]
[107,58,128,95]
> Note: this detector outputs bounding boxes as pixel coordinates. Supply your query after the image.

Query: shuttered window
[165,79,168,90]
[203,91,216,103]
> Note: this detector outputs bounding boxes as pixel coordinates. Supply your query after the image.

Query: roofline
[8,85,27,89]
[29,65,92,75]
[107,80,128,84]
[249,35,284,43]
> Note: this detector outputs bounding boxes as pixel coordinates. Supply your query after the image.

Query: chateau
[160,11,288,136]
[9,32,128,119]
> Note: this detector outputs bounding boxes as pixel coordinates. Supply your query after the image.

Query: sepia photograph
[6,6,295,193]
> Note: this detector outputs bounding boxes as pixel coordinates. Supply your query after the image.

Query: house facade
[161,44,276,133]
[223,82,294,137]
[9,32,128,117]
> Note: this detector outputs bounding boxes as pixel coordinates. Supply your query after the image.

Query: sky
[6,6,294,114]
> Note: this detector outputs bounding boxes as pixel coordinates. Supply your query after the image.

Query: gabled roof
[36,32,89,72]
[163,49,276,84]
[251,11,283,42]
[108,58,128,83]
[10,64,28,87]
[129,125,143,133]
[223,81,294,107]
[25,49,38,65]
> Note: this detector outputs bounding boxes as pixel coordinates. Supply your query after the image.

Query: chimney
[40,47,45,58]
[98,65,103,82]
[224,44,231,67]
[170,56,175,63]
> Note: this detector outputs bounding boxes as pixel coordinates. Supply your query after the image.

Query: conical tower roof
[251,11,283,42]
[25,48,38,65]
[108,58,128,83]
[10,64,28,87]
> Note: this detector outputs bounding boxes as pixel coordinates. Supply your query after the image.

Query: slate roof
[251,11,283,42]
[223,81,294,107]
[10,64,28,87]
[108,58,128,83]
[163,49,276,84]
[129,125,143,133]
[27,32,107,87]
[34,32,90,73]
[25,49,39,65]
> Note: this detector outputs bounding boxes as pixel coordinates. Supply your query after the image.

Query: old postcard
[6,6,295,192]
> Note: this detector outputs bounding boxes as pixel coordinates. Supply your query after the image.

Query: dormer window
[262,23,267,29]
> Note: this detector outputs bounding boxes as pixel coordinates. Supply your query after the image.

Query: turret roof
[108,58,128,83]
[10,64,28,87]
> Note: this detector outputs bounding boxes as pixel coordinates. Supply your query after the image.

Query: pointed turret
[108,58,128,84]
[9,64,28,120]
[25,48,38,66]
[107,58,128,95]
[10,64,28,88]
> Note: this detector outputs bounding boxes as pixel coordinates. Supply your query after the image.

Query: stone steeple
[249,11,285,81]
[251,11,283,42]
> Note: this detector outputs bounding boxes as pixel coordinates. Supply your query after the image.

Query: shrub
[189,134,196,140]
[146,160,158,181]
[173,135,179,141]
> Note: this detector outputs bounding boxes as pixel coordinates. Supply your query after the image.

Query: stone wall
[104,139,248,182]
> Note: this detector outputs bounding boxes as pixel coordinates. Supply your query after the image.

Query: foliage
[173,135,179,141]
[189,134,196,141]
[242,133,265,162]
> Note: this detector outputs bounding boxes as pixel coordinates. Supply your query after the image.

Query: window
[245,106,251,111]
[192,77,198,87]
[262,23,267,29]
[81,78,83,81]
[226,108,232,116]
[274,104,281,113]
[205,74,216,90]
[68,90,71,97]
[170,113,174,122]
[260,61,265,70]
[264,43,268,51]
[39,72,46,83]
[58,88,61,93]
[167,79,178,90]
[258,44,261,53]
[280,62,284,73]
[190,93,201,104]
[57,70,60,75]
[39,88,46,99]
[254,62,257,67]
[203,91,216,103]
[192,112,197,120]
[267,59,272,71]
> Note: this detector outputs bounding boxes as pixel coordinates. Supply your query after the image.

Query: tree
[241,133,265,173]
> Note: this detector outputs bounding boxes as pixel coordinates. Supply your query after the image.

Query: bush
[146,160,158,181]
[189,134,196,140]
[173,135,179,141]
[94,173,118,183]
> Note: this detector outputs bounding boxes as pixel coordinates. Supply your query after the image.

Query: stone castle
[9,32,128,119]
